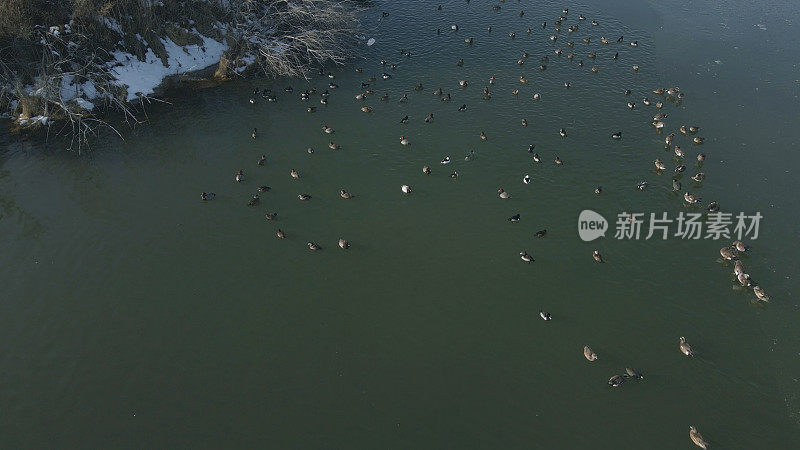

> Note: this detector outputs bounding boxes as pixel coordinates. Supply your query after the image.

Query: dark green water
[1,0,799,447]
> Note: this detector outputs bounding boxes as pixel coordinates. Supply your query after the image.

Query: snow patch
[108,32,228,101]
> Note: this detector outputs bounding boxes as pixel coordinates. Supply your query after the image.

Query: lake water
[1,0,799,447]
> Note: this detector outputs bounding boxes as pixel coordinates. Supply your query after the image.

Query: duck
[611,131,622,140]
[733,240,747,252]
[689,126,700,133]
[307,242,322,251]
[697,153,706,163]
[480,131,487,140]
[689,426,708,449]
[642,97,651,106]
[592,250,604,263]
[247,194,260,206]
[624,89,632,95]
[674,164,686,174]
[265,212,277,221]
[298,194,312,201]
[684,192,700,204]
[307,107,316,113]
[625,367,644,379]
[532,153,541,163]
[200,192,215,201]
[673,180,682,191]
[257,186,270,193]
[654,159,667,170]
[520,251,534,263]
[249,97,255,104]
[257,155,266,166]
[320,98,328,105]
[508,214,521,222]
[459,79,468,87]
[691,172,705,182]
[441,156,451,165]
[539,311,552,321]
[630,40,638,47]
[753,286,770,302]
[449,171,458,179]
[465,37,473,44]
[591,20,599,26]
[251,128,258,139]
[401,184,411,194]
[400,115,409,124]
[665,133,675,147]
[441,93,451,101]
[328,141,340,150]
[276,229,285,239]
[693,137,705,144]
[634,181,647,190]
[653,112,668,120]
[523,175,531,184]
[498,188,510,199]
[608,375,625,387]
[627,102,636,109]
[535,229,547,238]
[290,169,300,179]
[554,156,564,165]
[400,135,409,146]
[328,82,338,89]
[679,337,694,356]
[456,59,464,67]
[559,128,567,137]
[613,52,619,59]
[734,260,745,276]
[235,170,244,182]
[564,82,571,88]
[519,76,528,84]
[737,272,754,287]
[533,93,541,100]
[584,346,598,361]
[338,239,350,249]
[322,125,334,134]
[422,166,431,174]
[340,189,354,199]
[587,52,596,59]
[720,246,737,260]
[307,147,315,154]
[354,92,366,100]
[458,104,467,112]
[591,66,599,73]
[361,106,373,113]
[674,146,685,158]
[425,113,434,123]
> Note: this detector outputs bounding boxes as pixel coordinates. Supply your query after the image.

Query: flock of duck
[194,2,778,447]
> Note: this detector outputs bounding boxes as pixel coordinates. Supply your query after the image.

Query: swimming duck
[559,128,567,137]
[564,82,571,88]
[422,166,431,174]
[456,59,463,67]
[459,79,468,87]
[625,89,631,95]
[425,113,434,123]
[251,128,258,139]
[276,229,285,239]
[401,184,411,194]
[498,188,510,199]
[592,250,604,263]
[441,156,451,165]
[307,107,316,113]
[257,186,270,193]
[249,97,255,104]
[539,311,552,321]
[608,375,625,387]
[691,172,705,182]
[508,214,520,222]
[298,194,312,201]
[523,175,531,184]
[611,131,622,140]
[533,93,541,100]
[449,171,458,179]
[613,52,619,60]
[520,251,534,263]
[733,240,747,252]
[734,260,745,276]
[693,137,705,144]
[637,180,648,190]
[674,164,686,174]
[519,76,528,84]
[257,155,266,166]
[697,153,706,163]
[247,194,260,206]
[674,146,685,158]
[400,135,409,146]
[380,93,389,101]
[521,119,528,127]
[480,131,487,140]
[579,14,586,20]
[320,98,328,105]
[354,67,363,73]
[555,156,564,165]
[290,169,300,179]
[414,83,423,91]
[720,246,737,260]
[264,212,277,221]
[361,106,373,113]
[532,153,541,163]
[601,37,609,44]
[307,147,315,154]
[322,125,334,134]
[627,102,635,109]
[512,89,519,96]
[689,126,700,133]
[679,337,694,356]
[655,101,663,108]
[584,346,598,361]
[535,229,547,238]
[594,186,602,195]
[665,133,675,147]
[587,52,596,59]
[338,239,350,249]
[654,159,667,171]
[382,73,391,80]
[737,272,754,287]
[458,104,467,112]
[642,97,651,106]
[540,64,548,71]
[200,192,215,201]
[321,90,330,98]
[591,66,599,73]
[689,426,708,449]
[400,115,409,124]
[307,242,322,251]
[329,82,338,89]
[625,367,644,379]
[591,20,599,26]
[354,92,366,100]
[465,37,473,44]
[235,170,244,182]
[441,93,451,101]
[684,192,700,204]
[753,286,770,302]
[340,189,354,199]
